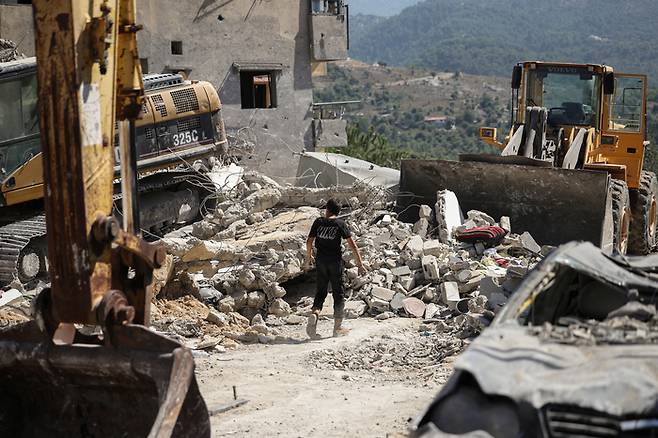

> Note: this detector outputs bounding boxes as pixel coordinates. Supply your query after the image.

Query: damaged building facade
[0,0,349,180]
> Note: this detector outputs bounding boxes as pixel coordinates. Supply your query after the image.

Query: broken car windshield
[511,267,658,345]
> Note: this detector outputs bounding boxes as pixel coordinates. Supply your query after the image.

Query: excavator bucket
[398,157,614,251]
[0,320,210,438]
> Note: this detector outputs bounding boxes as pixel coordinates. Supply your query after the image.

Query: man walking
[306,199,365,338]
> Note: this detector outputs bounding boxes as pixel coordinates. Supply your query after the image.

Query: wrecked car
[411,242,658,438]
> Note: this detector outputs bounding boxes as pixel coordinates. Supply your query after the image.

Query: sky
[348,0,424,17]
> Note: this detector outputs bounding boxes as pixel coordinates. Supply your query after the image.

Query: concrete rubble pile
[151,162,547,347]
[308,327,462,384]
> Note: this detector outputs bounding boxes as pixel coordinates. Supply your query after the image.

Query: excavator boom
[0,1,210,436]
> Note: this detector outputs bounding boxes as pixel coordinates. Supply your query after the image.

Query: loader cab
[520,63,604,130]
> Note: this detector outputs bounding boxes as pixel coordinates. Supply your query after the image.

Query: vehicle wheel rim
[20,251,41,281]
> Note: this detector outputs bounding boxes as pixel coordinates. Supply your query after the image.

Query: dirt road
[196,317,449,437]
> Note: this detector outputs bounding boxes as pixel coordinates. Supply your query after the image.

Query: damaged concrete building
[0,0,350,180]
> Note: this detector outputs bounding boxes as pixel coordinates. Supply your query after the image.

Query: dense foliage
[350,0,658,79]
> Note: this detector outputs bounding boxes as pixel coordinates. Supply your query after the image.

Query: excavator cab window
[0,72,40,176]
[526,66,601,128]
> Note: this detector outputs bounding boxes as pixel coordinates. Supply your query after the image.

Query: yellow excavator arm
[0,1,210,436]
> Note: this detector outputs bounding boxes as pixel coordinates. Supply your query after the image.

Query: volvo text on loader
[399,61,655,255]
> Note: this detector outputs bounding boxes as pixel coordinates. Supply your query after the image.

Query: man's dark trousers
[312,258,345,318]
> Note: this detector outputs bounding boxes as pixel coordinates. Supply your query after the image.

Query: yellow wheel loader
[399,61,655,255]
[0,55,227,285]
[0,1,209,436]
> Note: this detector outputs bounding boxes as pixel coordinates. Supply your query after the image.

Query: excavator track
[0,214,47,285]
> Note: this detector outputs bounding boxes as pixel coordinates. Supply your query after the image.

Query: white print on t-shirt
[317,226,339,240]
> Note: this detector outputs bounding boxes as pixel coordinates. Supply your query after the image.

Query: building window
[171,41,183,55]
[240,71,277,109]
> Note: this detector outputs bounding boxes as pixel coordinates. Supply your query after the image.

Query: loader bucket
[0,321,210,438]
[398,157,613,250]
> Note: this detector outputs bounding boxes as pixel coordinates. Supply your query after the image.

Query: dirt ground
[196,317,449,437]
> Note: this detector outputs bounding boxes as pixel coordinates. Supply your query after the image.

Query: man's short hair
[326,199,341,216]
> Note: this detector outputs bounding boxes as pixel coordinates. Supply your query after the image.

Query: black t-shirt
[309,217,352,260]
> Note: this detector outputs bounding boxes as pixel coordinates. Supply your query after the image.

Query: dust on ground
[196,317,451,438]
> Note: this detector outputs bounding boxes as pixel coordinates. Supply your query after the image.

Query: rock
[344,300,367,319]
[390,293,406,312]
[268,298,292,317]
[455,270,473,283]
[391,265,412,278]
[419,204,433,219]
[251,313,265,326]
[374,311,396,321]
[500,216,511,233]
[285,314,306,325]
[398,276,416,292]
[507,263,529,278]
[413,218,430,237]
[467,210,495,226]
[371,286,396,302]
[422,255,440,281]
[218,296,235,313]
[402,297,426,318]
[435,190,464,243]
[242,188,282,213]
[459,274,484,294]
[479,276,503,298]
[440,282,461,309]
[368,297,391,314]
[520,232,541,254]
[264,283,287,299]
[406,236,423,256]
[422,288,436,303]
[191,220,219,240]
[468,295,489,314]
[474,242,486,256]
[258,334,276,344]
[346,267,360,280]
[198,286,223,305]
[239,269,256,288]
[379,214,392,226]
[229,311,250,327]
[425,303,441,319]
[206,309,229,327]
[251,323,271,335]
[423,240,444,257]
[247,291,267,308]
[151,254,174,297]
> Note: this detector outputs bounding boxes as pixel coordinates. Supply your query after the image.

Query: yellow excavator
[0,50,226,285]
[400,61,655,255]
[0,1,209,436]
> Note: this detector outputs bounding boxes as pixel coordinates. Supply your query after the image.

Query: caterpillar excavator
[399,61,655,255]
[0,0,209,436]
[0,48,226,286]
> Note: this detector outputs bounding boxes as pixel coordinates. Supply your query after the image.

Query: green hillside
[350,0,658,79]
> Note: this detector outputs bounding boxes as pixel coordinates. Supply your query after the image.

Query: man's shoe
[306,313,319,339]
[333,318,350,337]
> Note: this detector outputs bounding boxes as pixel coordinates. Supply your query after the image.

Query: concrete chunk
[440,282,461,309]
[419,204,433,219]
[371,286,396,302]
[422,255,440,281]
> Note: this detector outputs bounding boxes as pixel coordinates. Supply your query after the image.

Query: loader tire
[629,171,658,255]
[610,179,631,255]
